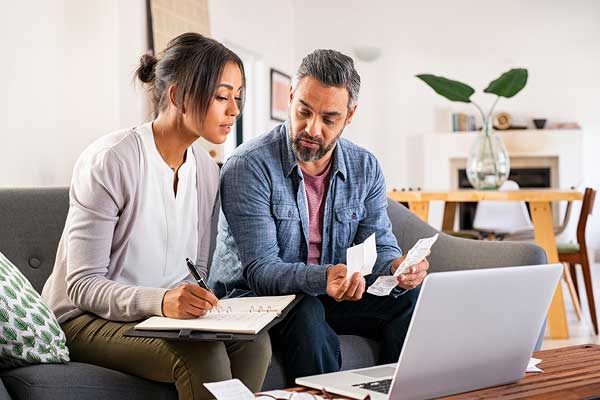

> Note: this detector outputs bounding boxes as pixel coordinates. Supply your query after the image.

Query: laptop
[296,263,562,400]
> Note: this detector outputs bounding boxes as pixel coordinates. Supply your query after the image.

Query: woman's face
[183,62,243,145]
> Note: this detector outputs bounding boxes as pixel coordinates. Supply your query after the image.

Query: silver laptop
[296,264,562,400]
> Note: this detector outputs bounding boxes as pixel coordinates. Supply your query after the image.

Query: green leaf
[416,74,475,103]
[484,68,528,98]
[0,308,9,323]
[14,318,30,331]
[38,344,51,354]
[25,351,41,363]
[13,304,26,319]
[23,335,35,347]
[48,324,61,337]
[3,327,17,342]
[25,293,38,304]
[10,277,23,291]
[41,330,53,346]
[0,337,8,345]
[37,306,50,319]
[31,313,45,327]
[13,343,23,357]
[21,297,32,309]
[4,286,17,300]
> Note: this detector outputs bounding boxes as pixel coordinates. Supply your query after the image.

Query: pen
[185,258,212,293]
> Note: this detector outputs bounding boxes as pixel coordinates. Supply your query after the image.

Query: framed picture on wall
[270,69,291,122]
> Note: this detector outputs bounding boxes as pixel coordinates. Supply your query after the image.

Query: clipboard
[123,294,303,342]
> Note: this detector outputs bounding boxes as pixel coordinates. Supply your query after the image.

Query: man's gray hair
[293,49,361,112]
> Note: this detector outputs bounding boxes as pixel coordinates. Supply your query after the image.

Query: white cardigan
[42,122,220,323]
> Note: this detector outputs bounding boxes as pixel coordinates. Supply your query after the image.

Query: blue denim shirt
[208,122,403,298]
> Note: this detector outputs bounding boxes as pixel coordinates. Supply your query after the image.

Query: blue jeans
[270,288,421,385]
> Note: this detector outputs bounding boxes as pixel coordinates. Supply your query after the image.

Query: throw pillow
[0,251,69,367]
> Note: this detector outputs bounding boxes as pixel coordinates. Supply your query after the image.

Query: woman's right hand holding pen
[161,284,219,319]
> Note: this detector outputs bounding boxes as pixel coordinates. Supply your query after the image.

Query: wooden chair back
[576,187,596,247]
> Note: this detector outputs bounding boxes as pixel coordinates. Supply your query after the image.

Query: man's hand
[326,264,365,302]
[162,283,219,319]
[390,255,429,290]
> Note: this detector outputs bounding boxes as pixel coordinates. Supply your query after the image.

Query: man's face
[289,77,356,162]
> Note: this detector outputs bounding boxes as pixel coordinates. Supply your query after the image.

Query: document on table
[204,379,254,400]
[346,233,377,278]
[256,390,325,399]
[367,233,439,296]
[205,381,326,400]
[527,357,543,373]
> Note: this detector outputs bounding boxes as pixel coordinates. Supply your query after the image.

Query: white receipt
[367,234,439,296]
[527,357,543,373]
[204,379,254,400]
[346,233,377,278]
[256,390,325,399]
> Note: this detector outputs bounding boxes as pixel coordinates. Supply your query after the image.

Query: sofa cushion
[0,362,176,400]
[0,252,69,368]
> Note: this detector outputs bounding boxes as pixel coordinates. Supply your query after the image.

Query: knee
[290,295,327,326]
[251,332,273,366]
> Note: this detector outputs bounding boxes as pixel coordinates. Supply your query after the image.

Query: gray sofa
[0,188,547,399]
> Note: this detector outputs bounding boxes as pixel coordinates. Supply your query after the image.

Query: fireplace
[457,167,552,229]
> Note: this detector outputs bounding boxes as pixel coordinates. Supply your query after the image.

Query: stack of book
[451,113,477,132]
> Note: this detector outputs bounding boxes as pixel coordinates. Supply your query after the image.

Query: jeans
[270,287,421,385]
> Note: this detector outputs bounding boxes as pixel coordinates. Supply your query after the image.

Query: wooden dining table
[387,189,584,339]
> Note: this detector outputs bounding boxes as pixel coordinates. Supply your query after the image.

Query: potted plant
[416,69,528,189]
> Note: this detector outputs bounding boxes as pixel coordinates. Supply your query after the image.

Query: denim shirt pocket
[334,203,367,248]
[272,203,302,251]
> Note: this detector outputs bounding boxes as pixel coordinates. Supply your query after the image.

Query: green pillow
[0,251,69,367]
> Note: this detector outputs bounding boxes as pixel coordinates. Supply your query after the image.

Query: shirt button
[288,211,292,217]
[352,212,357,219]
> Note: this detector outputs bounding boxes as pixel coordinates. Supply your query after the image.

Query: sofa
[0,187,547,399]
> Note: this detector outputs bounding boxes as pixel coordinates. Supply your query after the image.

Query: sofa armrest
[387,199,548,272]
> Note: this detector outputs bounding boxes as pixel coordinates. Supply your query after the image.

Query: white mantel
[409,129,584,235]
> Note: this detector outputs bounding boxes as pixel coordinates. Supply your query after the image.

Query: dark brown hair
[135,32,245,126]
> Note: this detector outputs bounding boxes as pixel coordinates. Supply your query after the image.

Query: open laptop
[296,264,562,400]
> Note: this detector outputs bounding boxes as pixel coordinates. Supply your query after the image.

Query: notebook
[134,295,296,335]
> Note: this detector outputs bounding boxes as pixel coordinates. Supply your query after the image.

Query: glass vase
[466,118,510,190]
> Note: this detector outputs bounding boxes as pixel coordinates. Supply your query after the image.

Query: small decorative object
[417,68,528,189]
[549,122,581,129]
[494,112,512,130]
[270,69,291,122]
[533,118,547,129]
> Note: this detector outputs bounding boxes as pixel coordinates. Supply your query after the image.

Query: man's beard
[289,121,345,162]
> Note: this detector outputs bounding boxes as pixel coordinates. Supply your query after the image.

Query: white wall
[0,0,148,187]
[209,0,295,141]
[1,1,598,250]
[291,0,600,250]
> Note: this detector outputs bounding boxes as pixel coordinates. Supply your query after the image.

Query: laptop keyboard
[353,378,392,394]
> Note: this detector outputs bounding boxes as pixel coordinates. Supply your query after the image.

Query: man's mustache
[295,131,323,146]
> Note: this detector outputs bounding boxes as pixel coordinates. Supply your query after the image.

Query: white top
[118,123,199,288]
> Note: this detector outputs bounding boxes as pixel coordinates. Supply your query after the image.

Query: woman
[41,33,271,400]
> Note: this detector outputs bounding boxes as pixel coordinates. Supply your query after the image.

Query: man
[209,49,429,383]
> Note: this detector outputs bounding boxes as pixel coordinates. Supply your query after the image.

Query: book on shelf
[451,112,476,132]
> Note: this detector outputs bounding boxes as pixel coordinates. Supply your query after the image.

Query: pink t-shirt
[302,163,332,265]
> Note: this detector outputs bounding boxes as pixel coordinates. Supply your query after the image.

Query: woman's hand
[161,283,219,319]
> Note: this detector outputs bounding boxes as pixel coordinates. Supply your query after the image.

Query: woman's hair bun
[136,53,158,83]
